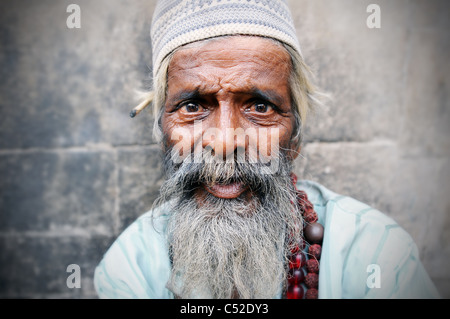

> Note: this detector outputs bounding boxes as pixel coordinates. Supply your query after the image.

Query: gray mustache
[162,148,292,196]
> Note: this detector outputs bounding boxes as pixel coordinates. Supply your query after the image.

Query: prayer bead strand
[287,173,323,299]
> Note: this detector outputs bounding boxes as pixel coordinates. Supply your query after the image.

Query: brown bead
[305,273,319,289]
[304,223,324,244]
[306,259,320,273]
[308,244,322,259]
[305,288,319,299]
[303,211,318,224]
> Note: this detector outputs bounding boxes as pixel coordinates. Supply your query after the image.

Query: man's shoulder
[298,179,372,212]
[94,202,173,298]
[99,201,172,263]
[299,180,440,298]
[297,179,397,227]
[124,201,172,235]
[297,179,413,253]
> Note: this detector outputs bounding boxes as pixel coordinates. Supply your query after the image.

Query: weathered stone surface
[388,157,450,279]
[398,27,450,157]
[0,0,157,149]
[0,235,113,298]
[294,141,398,215]
[409,0,450,29]
[0,151,116,234]
[291,0,411,143]
[0,0,448,298]
[117,145,165,231]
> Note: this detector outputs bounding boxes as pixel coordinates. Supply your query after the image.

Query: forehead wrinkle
[167,37,292,102]
[173,52,289,75]
[170,38,291,76]
[171,74,280,100]
[169,62,289,95]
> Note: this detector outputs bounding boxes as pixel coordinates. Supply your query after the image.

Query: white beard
[157,150,303,299]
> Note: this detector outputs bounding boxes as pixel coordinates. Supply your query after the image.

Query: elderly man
[94,0,439,299]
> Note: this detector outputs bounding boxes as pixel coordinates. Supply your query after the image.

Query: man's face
[162,36,296,199]
[158,36,303,299]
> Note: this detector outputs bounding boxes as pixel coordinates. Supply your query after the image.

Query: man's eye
[182,102,200,113]
[254,103,272,113]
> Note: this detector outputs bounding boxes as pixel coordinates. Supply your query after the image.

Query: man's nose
[201,104,245,159]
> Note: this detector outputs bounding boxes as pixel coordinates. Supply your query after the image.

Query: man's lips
[203,182,248,199]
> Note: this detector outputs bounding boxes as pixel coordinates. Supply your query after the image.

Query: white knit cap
[150,0,301,77]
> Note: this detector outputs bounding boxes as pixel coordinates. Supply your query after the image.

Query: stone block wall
[0,0,448,298]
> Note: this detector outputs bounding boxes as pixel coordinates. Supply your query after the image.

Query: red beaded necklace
[285,173,324,299]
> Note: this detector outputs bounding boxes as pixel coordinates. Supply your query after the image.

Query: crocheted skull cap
[150,0,301,77]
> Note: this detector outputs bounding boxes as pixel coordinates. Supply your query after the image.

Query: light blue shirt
[94,180,440,299]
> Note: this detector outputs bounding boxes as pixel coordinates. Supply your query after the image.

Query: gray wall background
[0,0,449,298]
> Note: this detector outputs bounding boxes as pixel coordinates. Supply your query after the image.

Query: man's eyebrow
[167,87,286,106]
[169,89,201,104]
[248,88,285,106]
